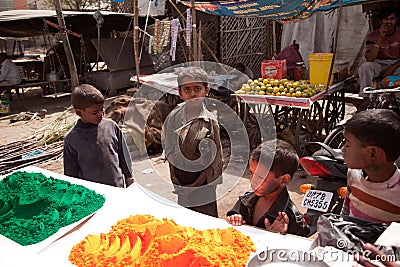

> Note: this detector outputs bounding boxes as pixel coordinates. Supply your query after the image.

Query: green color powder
[0,171,106,246]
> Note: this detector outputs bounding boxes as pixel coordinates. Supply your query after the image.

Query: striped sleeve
[347,169,400,223]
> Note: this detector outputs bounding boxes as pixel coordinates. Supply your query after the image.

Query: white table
[0,166,314,267]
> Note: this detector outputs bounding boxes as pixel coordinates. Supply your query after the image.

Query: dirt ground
[0,87,315,221]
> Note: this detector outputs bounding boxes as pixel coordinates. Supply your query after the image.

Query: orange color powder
[69,214,255,267]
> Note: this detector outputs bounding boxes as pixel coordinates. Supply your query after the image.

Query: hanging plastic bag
[274,40,305,80]
[314,213,399,261]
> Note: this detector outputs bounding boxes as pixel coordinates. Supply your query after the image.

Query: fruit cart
[234,77,354,155]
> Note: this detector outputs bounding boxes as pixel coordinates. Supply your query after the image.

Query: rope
[115,17,134,68]
[139,0,153,61]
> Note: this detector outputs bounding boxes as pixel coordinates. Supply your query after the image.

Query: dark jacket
[227,188,310,237]
[64,118,132,187]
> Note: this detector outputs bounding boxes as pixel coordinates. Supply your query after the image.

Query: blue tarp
[180,0,370,21]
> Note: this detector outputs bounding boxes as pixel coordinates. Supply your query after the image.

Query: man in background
[358,11,400,96]
[235,62,254,80]
[0,52,21,87]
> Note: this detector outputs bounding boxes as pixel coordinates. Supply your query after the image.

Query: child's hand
[226,214,246,226]
[353,243,400,267]
[264,211,289,235]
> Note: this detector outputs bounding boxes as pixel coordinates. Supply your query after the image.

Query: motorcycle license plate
[301,190,333,212]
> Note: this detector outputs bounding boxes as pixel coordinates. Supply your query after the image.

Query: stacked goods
[0,171,105,246]
[70,214,256,267]
[234,78,326,98]
[261,60,287,79]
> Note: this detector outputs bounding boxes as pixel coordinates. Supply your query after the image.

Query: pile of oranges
[235,78,326,98]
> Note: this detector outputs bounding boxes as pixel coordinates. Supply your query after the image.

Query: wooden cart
[234,76,355,155]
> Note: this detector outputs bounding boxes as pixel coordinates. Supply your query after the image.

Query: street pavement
[132,153,314,219]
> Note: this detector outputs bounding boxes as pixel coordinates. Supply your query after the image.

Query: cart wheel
[295,102,324,156]
[324,125,345,149]
[324,91,345,134]
[245,103,275,149]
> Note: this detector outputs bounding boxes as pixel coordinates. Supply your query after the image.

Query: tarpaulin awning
[180,0,371,22]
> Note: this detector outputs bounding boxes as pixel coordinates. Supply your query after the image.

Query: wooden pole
[198,20,202,60]
[326,0,343,88]
[272,20,277,56]
[54,0,79,90]
[133,0,141,79]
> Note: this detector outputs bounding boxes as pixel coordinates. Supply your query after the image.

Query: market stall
[129,64,353,156]
[125,0,368,156]
[235,76,355,155]
[0,10,146,97]
[0,166,319,267]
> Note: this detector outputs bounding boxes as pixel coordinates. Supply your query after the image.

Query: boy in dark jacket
[162,66,223,217]
[64,84,133,187]
[226,139,309,237]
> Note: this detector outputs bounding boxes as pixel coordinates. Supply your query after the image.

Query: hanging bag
[314,213,399,261]
[274,40,305,80]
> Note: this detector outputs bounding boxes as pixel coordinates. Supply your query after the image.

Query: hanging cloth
[161,21,171,49]
[153,20,171,54]
[148,36,154,54]
[186,8,191,47]
[153,19,160,55]
[170,19,180,61]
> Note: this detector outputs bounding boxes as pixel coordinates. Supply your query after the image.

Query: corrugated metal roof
[0,9,133,22]
[0,10,133,37]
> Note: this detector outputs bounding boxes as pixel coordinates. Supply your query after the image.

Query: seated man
[0,53,21,87]
[226,139,310,237]
[358,11,400,96]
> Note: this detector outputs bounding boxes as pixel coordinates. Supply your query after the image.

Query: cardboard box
[261,60,287,79]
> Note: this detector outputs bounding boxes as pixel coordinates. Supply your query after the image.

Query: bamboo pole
[326,0,343,89]
[133,0,141,80]
[272,20,277,56]
[191,0,198,61]
[198,20,202,60]
[54,0,79,90]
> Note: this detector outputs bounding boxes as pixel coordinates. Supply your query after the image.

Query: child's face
[249,158,283,196]
[179,78,209,102]
[342,130,371,169]
[76,103,104,125]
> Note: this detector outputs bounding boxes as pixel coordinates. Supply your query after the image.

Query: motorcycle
[298,142,348,236]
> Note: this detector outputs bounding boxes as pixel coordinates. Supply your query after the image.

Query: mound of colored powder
[0,171,105,246]
[69,214,256,267]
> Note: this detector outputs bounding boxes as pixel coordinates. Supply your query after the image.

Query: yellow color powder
[69,214,255,267]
